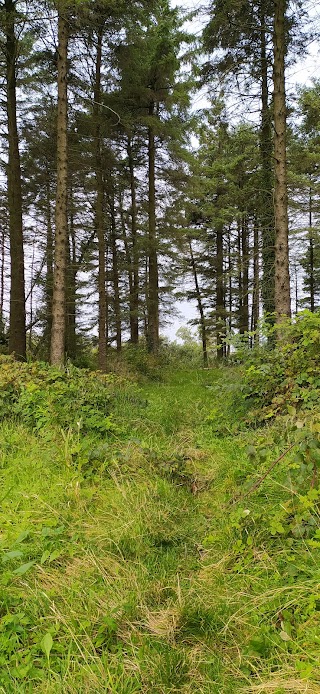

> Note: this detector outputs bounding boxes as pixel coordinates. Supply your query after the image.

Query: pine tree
[4,0,26,359]
[93,19,107,370]
[203,0,276,320]
[289,82,320,312]
[273,0,291,322]
[115,0,192,353]
[188,109,261,357]
[50,4,68,365]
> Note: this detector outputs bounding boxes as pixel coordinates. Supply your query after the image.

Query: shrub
[0,356,124,436]
[243,311,320,421]
[118,344,165,380]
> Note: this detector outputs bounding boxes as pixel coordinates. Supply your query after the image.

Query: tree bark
[227,227,233,357]
[119,189,136,344]
[94,25,107,371]
[251,220,260,344]
[240,216,249,334]
[0,226,5,322]
[28,240,35,351]
[127,138,139,344]
[237,219,242,331]
[50,10,68,365]
[294,263,299,314]
[143,256,148,341]
[188,238,208,368]
[108,188,121,352]
[309,185,315,312]
[147,101,159,353]
[260,3,276,320]
[65,189,77,360]
[44,175,53,352]
[5,0,26,360]
[273,0,291,322]
[216,222,225,360]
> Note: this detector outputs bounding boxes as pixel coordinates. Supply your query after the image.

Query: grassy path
[1,368,320,692]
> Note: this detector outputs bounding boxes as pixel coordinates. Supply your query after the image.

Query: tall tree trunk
[216,223,225,360]
[127,138,139,344]
[143,256,148,341]
[105,245,109,347]
[251,220,260,344]
[119,190,137,345]
[309,184,315,313]
[188,238,208,368]
[94,25,107,371]
[28,240,35,350]
[44,175,53,352]
[109,190,121,352]
[65,190,77,360]
[240,216,249,334]
[294,263,299,314]
[237,219,242,331]
[5,0,26,360]
[227,227,233,357]
[260,3,276,320]
[147,101,159,353]
[0,226,5,321]
[50,11,68,365]
[273,0,291,322]
[119,190,133,331]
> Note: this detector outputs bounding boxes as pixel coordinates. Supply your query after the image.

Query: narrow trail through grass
[1,366,320,693]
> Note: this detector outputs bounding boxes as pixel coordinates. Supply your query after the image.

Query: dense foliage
[244,311,320,420]
[0,356,122,434]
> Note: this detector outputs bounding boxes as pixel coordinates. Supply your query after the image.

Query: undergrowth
[0,337,320,692]
[243,311,320,421]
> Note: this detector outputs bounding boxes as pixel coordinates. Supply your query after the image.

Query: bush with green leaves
[243,311,320,421]
[116,344,165,380]
[0,356,128,436]
[114,337,203,382]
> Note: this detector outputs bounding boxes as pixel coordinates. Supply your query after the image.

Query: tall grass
[0,361,319,691]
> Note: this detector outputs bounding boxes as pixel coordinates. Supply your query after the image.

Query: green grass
[0,365,320,692]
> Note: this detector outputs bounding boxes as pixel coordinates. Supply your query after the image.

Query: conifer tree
[289,82,320,311]
[93,18,107,370]
[187,109,261,357]
[203,0,276,320]
[273,0,291,321]
[50,3,68,365]
[115,0,192,352]
[4,0,26,359]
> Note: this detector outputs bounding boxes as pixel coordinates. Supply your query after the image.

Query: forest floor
[1,365,320,693]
